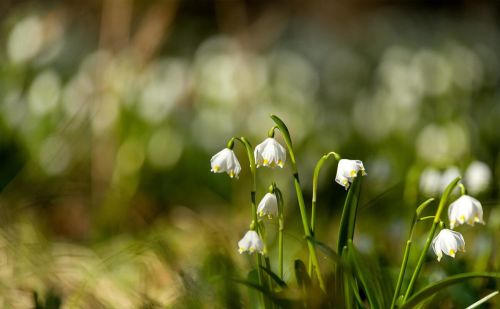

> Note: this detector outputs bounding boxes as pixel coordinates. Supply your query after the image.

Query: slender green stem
[309,152,341,276]
[390,198,435,309]
[270,114,325,292]
[311,152,341,235]
[403,177,461,302]
[231,137,268,308]
[391,241,412,308]
[459,183,467,196]
[391,198,435,308]
[274,186,285,279]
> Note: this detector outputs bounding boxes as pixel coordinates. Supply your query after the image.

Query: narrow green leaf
[400,272,500,309]
[260,266,287,288]
[415,198,435,217]
[337,175,362,254]
[347,241,385,309]
[294,259,311,289]
[466,291,499,309]
[234,277,293,307]
[306,236,344,266]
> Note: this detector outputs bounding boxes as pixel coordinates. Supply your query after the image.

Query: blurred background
[0,0,499,307]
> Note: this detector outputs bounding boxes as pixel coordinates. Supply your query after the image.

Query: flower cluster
[430,182,485,261]
[210,134,371,254]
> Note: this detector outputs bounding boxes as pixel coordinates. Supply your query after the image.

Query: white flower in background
[440,166,461,193]
[210,148,241,178]
[257,193,278,218]
[254,138,286,168]
[419,167,441,195]
[335,159,367,189]
[238,230,264,254]
[465,161,491,195]
[432,229,465,262]
[448,195,484,229]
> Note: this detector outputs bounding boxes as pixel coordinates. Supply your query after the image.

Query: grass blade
[401,272,500,309]
[260,265,287,288]
[347,241,385,309]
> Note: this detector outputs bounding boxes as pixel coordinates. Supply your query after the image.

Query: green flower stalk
[273,184,285,279]
[268,114,326,291]
[403,176,461,302]
[390,198,435,309]
[218,137,269,307]
[308,151,341,276]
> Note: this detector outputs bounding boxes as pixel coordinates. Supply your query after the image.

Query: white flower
[432,228,465,262]
[254,138,286,168]
[448,195,484,229]
[335,159,367,189]
[419,167,441,195]
[238,230,264,254]
[465,161,491,194]
[440,167,461,193]
[257,193,278,218]
[210,148,241,178]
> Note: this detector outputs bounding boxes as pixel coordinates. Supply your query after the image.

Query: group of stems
[232,116,467,308]
[270,115,326,291]
[228,137,267,305]
[390,176,461,308]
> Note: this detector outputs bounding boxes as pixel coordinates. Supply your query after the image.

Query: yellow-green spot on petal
[449,249,455,256]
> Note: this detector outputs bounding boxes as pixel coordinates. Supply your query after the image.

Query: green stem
[458,183,467,196]
[390,198,435,309]
[403,177,461,302]
[232,137,268,308]
[270,114,325,292]
[309,152,340,276]
[274,186,285,279]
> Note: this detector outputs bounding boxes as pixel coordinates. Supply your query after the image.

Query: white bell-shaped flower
[238,230,264,254]
[419,167,441,195]
[448,195,484,229]
[432,228,465,261]
[335,159,367,189]
[254,138,286,168]
[257,193,278,219]
[210,148,241,178]
[465,161,492,194]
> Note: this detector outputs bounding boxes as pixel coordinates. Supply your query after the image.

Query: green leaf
[400,272,500,309]
[234,277,293,307]
[294,259,311,289]
[466,291,499,309]
[337,175,362,254]
[306,236,344,266]
[260,266,287,288]
[347,241,385,309]
[415,198,435,217]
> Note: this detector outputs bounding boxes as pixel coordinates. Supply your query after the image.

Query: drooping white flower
[257,193,278,219]
[448,195,484,229]
[335,159,367,189]
[210,148,241,178]
[254,138,286,168]
[431,228,465,262]
[238,230,264,254]
[465,161,491,194]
